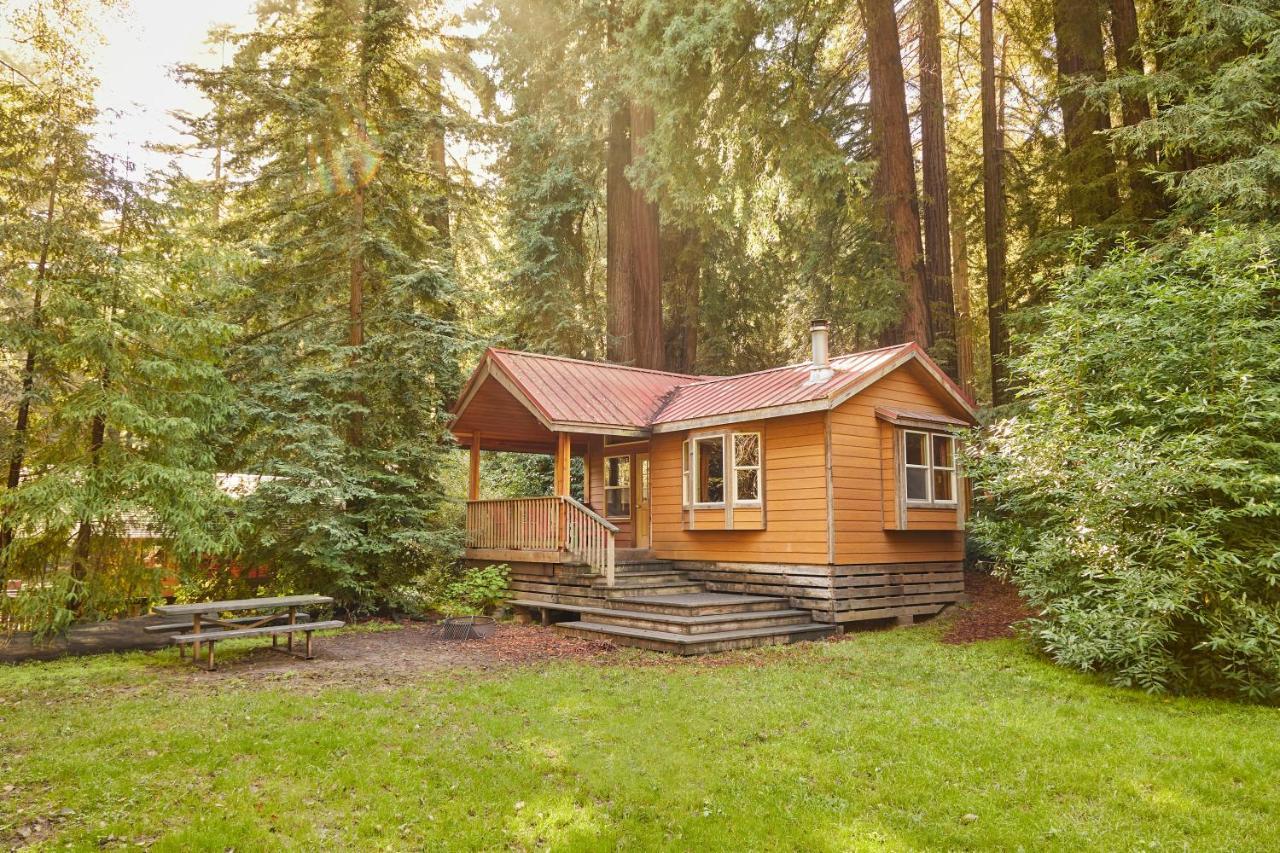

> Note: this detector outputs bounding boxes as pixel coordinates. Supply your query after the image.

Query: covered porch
[449,348,676,589]
[458,430,621,585]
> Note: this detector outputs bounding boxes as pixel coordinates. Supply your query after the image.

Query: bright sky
[78,0,487,181]
[88,0,259,178]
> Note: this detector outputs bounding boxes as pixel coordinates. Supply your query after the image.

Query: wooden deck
[500,554,964,654]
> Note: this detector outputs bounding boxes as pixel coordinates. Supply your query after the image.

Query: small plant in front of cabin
[437,564,510,617]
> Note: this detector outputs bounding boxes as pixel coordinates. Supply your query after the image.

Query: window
[732,433,761,503]
[688,431,762,507]
[931,434,955,502]
[681,440,691,506]
[694,435,725,504]
[903,430,957,505]
[604,455,631,518]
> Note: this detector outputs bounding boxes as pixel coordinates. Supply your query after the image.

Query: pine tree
[483,0,608,358]
[180,0,465,608]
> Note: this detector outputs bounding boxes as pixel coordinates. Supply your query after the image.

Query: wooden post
[192,613,202,661]
[554,433,572,553]
[468,434,481,501]
[553,433,571,497]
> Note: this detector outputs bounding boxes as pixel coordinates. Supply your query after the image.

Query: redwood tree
[861,0,930,348]
[918,0,957,376]
[1053,0,1119,227]
[981,0,1010,404]
[1109,0,1162,219]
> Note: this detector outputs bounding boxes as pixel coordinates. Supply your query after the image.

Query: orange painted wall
[831,360,966,564]
[645,360,967,566]
[584,436,646,549]
[650,413,831,563]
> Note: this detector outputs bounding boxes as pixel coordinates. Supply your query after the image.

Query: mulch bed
[184,621,620,687]
[941,570,1033,644]
[4,570,1033,680]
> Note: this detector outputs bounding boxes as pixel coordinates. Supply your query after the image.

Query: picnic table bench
[152,595,343,671]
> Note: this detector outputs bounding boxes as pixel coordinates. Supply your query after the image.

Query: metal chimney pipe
[808,319,833,383]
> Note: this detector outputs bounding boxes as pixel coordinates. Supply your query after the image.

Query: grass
[2,625,1278,851]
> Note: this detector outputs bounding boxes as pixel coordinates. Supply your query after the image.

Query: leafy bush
[437,564,510,617]
[969,226,1280,701]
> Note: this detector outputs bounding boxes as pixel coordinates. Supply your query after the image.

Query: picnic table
[152,595,343,671]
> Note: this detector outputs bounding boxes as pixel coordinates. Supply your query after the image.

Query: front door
[634,452,651,549]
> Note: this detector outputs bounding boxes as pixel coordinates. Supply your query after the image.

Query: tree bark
[605,103,636,365]
[918,0,957,377]
[627,103,663,370]
[951,215,976,400]
[981,0,1010,406]
[861,0,930,349]
[1053,0,1119,227]
[1109,0,1162,219]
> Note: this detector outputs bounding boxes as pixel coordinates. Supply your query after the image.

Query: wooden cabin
[450,321,978,654]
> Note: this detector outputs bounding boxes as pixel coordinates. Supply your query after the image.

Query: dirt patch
[941,570,1033,644]
[174,621,621,688]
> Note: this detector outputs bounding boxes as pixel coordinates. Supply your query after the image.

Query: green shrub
[437,564,510,616]
[969,226,1280,701]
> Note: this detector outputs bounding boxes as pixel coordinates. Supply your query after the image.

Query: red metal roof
[480,349,700,429]
[452,342,975,435]
[651,344,914,426]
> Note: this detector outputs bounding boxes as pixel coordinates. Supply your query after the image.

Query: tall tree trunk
[627,103,663,370]
[981,0,1010,406]
[1,149,62,558]
[663,226,701,373]
[861,0,930,349]
[1053,0,1119,227]
[1109,0,1161,219]
[605,102,636,365]
[951,216,976,399]
[918,0,957,377]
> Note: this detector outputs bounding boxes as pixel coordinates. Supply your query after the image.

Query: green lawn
[2,626,1277,851]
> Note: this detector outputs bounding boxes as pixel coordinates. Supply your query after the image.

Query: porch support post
[468,434,481,501]
[554,432,572,552]
[554,432,572,497]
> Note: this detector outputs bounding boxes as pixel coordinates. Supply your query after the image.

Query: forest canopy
[2,0,1279,695]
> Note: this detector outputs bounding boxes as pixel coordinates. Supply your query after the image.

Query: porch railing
[465,496,618,585]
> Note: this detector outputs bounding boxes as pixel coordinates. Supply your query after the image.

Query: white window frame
[902,429,957,507]
[681,439,691,507]
[603,453,632,520]
[691,433,728,508]
[731,432,763,506]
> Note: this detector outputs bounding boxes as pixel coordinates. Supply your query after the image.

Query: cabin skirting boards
[674,560,965,624]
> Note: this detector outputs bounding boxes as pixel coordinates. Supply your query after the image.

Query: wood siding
[831,361,966,564]
[648,361,966,566]
[677,560,965,624]
[584,435,644,549]
[651,414,830,563]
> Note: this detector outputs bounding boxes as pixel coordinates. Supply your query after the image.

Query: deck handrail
[465,495,617,585]
[561,495,619,533]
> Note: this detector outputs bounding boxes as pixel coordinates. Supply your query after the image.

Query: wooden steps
[512,570,838,655]
[555,619,836,655]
